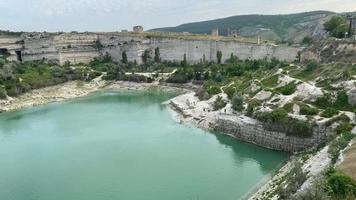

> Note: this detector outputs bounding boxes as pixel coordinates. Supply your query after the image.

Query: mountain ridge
[150,10,352,42]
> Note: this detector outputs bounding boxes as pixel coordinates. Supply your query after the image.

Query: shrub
[0,86,6,99]
[214,96,227,111]
[327,169,356,199]
[305,60,318,72]
[324,16,348,38]
[246,99,261,116]
[223,85,236,99]
[302,36,313,46]
[321,108,339,118]
[261,74,279,88]
[334,91,352,111]
[299,104,319,116]
[335,122,353,135]
[203,81,221,95]
[231,93,244,112]
[277,161,307,199]
[314,95,332,109]
[256,108,314,137]
[276,81,297,95]
[328,132,355,163]
[166,71,191,83]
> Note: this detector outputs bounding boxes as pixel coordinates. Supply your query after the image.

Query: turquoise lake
[0,91,288,200]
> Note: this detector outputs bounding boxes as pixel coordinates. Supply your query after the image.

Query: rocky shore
[167,91,335,200]
[0,77,189,113]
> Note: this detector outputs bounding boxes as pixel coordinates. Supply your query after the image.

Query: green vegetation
[313,91,355,114]
[299,104,319,116]
[276,160,307,199]
[321,108,339,118]
[246,99,261,116]
[0,59,100,98]
[275,81,297,95]
[326,168,356,199]
[223,84,237,99]
[217,51,223,64]
[302,36,313,46]
[214,96,227,111]
[328,132,355,164]
[154,47,161,63]
[261,74,279,88]
[324,16,348,38]
[122,51,128,64]
[256,108,314,137]
[152,11,334,42]
[231,93,244,112]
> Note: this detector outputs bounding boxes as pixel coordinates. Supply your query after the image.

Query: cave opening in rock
[0,48,10,58]
[15,50,22,61]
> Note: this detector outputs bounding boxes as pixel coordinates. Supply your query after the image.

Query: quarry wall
[0,33,300,65]
[214,114,328,152]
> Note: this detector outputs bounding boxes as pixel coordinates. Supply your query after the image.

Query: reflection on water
[214,133,288,173]
[0,91,288,200]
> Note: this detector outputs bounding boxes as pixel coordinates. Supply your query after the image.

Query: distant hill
[151,11,337,42]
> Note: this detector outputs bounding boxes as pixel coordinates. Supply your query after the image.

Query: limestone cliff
[0,32,300,65]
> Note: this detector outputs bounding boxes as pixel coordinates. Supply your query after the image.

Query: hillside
[151,11,336,42]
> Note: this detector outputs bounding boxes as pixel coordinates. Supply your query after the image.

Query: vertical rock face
[213,115,328,152]
[0,32,301,65]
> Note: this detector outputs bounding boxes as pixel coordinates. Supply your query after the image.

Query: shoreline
[0,78,191,113]
[0,79,332,200]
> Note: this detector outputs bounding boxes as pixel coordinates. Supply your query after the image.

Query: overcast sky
[0,0,355,32]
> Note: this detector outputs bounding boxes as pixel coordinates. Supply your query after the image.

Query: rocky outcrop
[169,92,329,152]
[213,114,328,152]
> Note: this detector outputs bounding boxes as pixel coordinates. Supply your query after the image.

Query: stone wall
[213,114,328,152]
[0,32,301,65]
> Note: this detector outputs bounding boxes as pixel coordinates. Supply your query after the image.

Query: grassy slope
[151,11,335,41]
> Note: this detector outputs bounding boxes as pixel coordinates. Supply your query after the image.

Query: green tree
[142,50,151,64]
[217,50,223,64]
[232,93,244,111]
[122,51,128,64]
[324,16,348,38]
[302,36,313,45]
[154,47,161,63]
[181,54,187,67]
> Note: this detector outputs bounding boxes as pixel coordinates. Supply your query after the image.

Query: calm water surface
[0,91,288,200]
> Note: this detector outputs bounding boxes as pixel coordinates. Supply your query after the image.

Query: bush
[277,161,307,199]
[328,132,355,163]
[324,16,348,38]
[256,108,314,137]
[299,104,319,116]
[122,74,153,83]
[214,96,227,111]
[314,95,332,109]
[276,81,297,95]
[334,91,352,111]
[231,93,244,112]
[0,86,6,99]
[166,71,191,83]
[223,85,236,99]
[327,169,356,199]
[246,99,261,116]
[305,60,318,72]
[302,36,313,46]
[321,108,339,118]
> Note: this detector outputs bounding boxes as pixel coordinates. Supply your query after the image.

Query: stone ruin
[133,26,144,33]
